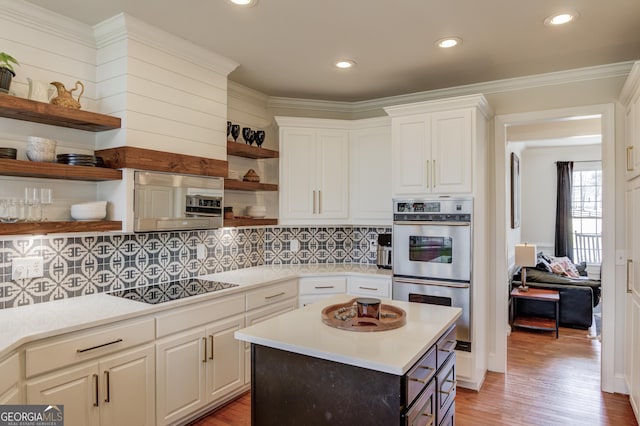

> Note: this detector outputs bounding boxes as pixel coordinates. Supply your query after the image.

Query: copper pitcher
[50,81,84,109]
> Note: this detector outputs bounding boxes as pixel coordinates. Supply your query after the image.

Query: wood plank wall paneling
[190,327,637,426]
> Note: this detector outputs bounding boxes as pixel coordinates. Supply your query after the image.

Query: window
[572,161,602,264]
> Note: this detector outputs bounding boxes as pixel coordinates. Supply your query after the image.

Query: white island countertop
[235,293,461,375]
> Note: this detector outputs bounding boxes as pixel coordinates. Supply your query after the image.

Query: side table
[510,287,560,338]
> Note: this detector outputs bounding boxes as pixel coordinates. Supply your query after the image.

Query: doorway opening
[492,104,615,392]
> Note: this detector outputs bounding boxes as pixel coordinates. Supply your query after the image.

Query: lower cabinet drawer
[245,279,298,311]
[298,277,347,295]
[439,400,455,426]
[347,276,391,298]
[406,346,437,404]
[436,325,457,369]
[25,317,155,378]
[404,379,436,426]
[436,352,456,423]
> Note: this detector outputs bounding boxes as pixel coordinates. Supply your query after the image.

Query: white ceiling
[25,0,640,102]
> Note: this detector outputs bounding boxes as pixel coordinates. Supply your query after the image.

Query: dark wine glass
[242,127,253,145]
[231,124,240,142]
[254,130,265,147]
[227,121,231,140]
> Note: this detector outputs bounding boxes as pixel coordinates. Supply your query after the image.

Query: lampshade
[515,243,537,267]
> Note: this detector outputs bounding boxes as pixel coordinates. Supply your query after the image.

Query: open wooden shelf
[0,221,122,235]
[223,218,277,227]
[227,141,278,159]
[224,179,278,191]
[0,94,121,131]
[0,159,122,181]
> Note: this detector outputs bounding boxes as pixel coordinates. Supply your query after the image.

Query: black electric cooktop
[108,278,239,305]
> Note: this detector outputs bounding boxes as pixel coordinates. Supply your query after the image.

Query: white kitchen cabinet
[384,95,489,197]
[298,276,347,307]
[26,345,155,426]
[154,294,246,426]
[276,117,350,224]
[0,352,22,404]
[625,180,640,420]
[622,61,640,180]
[347,275,391,299]
[350,118,393,225]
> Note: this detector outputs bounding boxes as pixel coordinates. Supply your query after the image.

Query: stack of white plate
[247,206,267,218]
[70,201,107,221]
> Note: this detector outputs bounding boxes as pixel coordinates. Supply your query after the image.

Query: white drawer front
[25,317,155,378]
[347,277,391,298]
[246,280,298,311]
[298,277,347,295]
[156,294,244,338]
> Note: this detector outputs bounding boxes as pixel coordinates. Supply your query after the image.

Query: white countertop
[0,264,391,357]
[235,293,461,375]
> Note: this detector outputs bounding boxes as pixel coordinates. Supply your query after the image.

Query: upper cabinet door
[431,109,473,194]
[316,130,349,219]
[279,128,318,219]
[391,114,431,196]
[350,125,392,225]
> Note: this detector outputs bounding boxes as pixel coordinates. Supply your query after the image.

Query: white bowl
[247,206,267,218]
[70,201,107,221]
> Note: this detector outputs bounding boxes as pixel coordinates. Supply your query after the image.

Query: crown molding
[384,94,492,118]
[0,0,95,48]
[228,81,269,105]
[266,61,634,116]
[93,13,239,76]
[619,61,640,107]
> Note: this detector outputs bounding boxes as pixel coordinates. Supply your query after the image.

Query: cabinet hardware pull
[432,160,436,189]
[426,161,430,188]
[265,292,286,299]
[313,190,317,214]
[314,285,335,289]
[439,379,457,395]
[104,371,110,403]
[209,335,214,360]
[202,337,207,363]
[440,340,456,353]
[627,146,634,172]
[77,338,123,353]
[93,374,99,407]
[627,259,634,293]
[420,413,434,426]
[358,286,377,291]
[409,365,434,383]
[318,190,322,214]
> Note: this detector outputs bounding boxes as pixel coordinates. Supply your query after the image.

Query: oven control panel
[393,198,472,222]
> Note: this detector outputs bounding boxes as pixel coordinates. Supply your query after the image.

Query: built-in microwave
[134,171,224,232]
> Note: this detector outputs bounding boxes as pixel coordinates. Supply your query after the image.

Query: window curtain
[555,161,574,260]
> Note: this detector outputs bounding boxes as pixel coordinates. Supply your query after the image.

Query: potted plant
[0,52,19,94]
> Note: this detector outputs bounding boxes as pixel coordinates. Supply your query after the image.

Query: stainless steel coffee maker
[376,233,392,269]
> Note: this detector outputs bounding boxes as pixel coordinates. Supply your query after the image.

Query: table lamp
[515,243,537,292]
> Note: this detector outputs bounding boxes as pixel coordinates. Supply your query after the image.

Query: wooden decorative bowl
[321,298,406,332]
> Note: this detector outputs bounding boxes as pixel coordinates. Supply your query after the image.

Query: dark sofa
[512,267,601,329]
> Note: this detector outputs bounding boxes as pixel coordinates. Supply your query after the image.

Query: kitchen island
[235,294,461,425]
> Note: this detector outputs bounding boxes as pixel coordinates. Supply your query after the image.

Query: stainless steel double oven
[392,197,473,351]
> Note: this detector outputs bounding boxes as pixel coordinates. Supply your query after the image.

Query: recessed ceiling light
[435,37,462,49]
[334,60,356,69]
[228,0,258,6]
[544,12,578,26]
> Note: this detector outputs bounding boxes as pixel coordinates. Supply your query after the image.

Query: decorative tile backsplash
[0,226,390,309]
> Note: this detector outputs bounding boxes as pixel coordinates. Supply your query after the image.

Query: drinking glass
[25,187,41,221]
[40,188,52,221]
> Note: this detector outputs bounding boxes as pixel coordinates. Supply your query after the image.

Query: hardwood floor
[189,327,636,426]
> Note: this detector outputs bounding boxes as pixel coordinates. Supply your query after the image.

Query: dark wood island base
[250,324,457,425]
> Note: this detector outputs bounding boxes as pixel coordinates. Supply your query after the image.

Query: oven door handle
[393,277,470,288]
[393,221,470,226]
